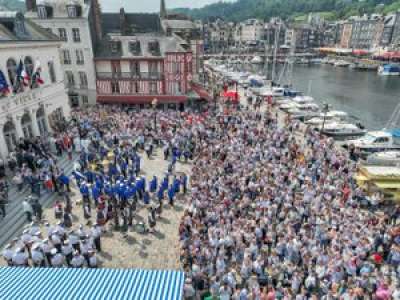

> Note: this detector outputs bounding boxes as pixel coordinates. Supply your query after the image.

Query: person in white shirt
[12,247,28,267]
[31,244,45,267]
[71,251,85,268]
[88,249,97,268]
[61,240,73,267]
[50,249,65,267]
[2,244,14,266]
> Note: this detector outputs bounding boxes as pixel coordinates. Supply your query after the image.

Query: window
[111,81,120,94]
[111,41,121,54]
[149,82,157,94]
[24,56,34,77]
[48,61,56,83]
[130,61,140,77]
[129,41,141,55]
[134,82,139,93]
[79,71,88,88]
[62,50,71,64]
[65,71,75,87]
[81,95,88,104]
[37,6,47,19]
[76,49,84,65]
[72,28,80,42]
[67,5,77,18]
[149,62,158,78]
[58,28,67,41]
[6,58,17,87]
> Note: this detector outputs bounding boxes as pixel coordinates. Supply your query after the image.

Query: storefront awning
[373,182,400,189]
[0,267,184,300]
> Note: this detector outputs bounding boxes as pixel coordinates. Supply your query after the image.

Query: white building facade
[25,0,100,106]
[0,13,70,159]
[235,19,265,44]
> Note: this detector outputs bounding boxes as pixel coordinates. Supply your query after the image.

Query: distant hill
[172,0,400,22]
[0,0,25,12]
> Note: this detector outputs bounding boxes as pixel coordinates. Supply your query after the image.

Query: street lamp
[152,98,158,131]
[321,103,330,134]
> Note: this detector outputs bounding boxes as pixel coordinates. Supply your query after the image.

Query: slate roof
[101,13,161,35]
[0,11,59,41]
[94,33,187,59]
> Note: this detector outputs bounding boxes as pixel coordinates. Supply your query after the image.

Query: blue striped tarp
[0,267,184,300]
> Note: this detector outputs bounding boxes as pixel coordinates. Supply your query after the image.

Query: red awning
[352,49,369,56]
[222,91,239,101]
[374,51,400,59]
[97,95,188,104]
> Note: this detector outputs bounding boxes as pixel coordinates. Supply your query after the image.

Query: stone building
[0,12,70,158]
[25,0,101,106]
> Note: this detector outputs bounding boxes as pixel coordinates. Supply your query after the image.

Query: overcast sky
[100,0,221,12]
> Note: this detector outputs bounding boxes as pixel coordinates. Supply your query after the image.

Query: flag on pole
[21,64,30,87]
[32,60,44,85]
[0,70,10,95]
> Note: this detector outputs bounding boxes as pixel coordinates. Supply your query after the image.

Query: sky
[100,0,221,12]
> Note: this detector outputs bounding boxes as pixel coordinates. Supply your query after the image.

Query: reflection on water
[251,63,400,130]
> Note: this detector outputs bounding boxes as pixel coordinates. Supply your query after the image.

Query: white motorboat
[287,104,320,120]
[334,60,351,67]
[305,110,348,125]
[251,56,263,64]
[320,122,366,139]
[366,151,400,166]
[292,95,315,104]
[280,102,299,111]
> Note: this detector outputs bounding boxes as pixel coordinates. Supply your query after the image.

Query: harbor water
[254,64,400,130]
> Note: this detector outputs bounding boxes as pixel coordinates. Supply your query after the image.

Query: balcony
[96,72,164,81]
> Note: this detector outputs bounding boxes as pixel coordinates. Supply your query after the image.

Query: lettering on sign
[2,91,39,112]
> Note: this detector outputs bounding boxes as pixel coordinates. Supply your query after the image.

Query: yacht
[366,151,400,166]
[320,122,366,139]
[287,104,320,120]
[334,60,351,67]
[304,110,348,125]
[251,56,263,64]
[378,64,400,76]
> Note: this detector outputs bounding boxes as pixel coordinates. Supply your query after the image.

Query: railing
[96,72,164,80]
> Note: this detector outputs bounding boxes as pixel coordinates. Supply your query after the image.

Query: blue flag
[0,70,9,94]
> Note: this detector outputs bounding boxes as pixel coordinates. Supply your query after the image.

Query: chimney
[92,0,103,41]
[160,0,167,19]
[25,0,37,11]
[119,8,128,35]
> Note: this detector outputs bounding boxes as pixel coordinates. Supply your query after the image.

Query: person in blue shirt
[136,179,143,199]
[58,172,71,192]
[80,182,90,204]
[134,156,141,176]
[85,169,94,184]
[91,184,100,205]
[143,191,150,205]
[173,177,181,194]
[95,176,104,192]
[162,176,169,191]
[168,187,175,206]
[157,187,164,202]
[149,176,158,193]
[72,170,85,187]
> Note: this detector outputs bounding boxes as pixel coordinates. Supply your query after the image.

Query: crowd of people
[1,101,399,298]
[2,106,194,269]
[180,105,400,299]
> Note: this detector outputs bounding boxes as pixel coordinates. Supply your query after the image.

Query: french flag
[0,70,10,95]
[33,60,44,85]
[21,65,30,87]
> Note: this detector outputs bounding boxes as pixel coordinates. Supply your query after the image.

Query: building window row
[65,71,88,89]
[62,49,85,65]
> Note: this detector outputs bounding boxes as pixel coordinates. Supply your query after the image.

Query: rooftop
[101,13,162,35]
[0,11,59,42]
[26,0,91,19]
[95,33,188,59]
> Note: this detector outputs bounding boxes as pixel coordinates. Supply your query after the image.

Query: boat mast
[271,23,280,84]
[383,102,400,131]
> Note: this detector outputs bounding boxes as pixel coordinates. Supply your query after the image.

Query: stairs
[0,154,77,247]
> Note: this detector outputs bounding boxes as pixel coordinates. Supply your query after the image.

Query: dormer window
[110,40,121,54]
[129,40,141,56]
[148,40,160,56]
[67,5,82,18]
[37,4,53,19]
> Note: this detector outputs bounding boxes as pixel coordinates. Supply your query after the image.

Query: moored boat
[378,64,400,76]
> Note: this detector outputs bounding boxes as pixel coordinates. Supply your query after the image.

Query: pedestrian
[22,197,33,222]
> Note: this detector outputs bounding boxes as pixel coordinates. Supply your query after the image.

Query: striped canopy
[0,267,184,300]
